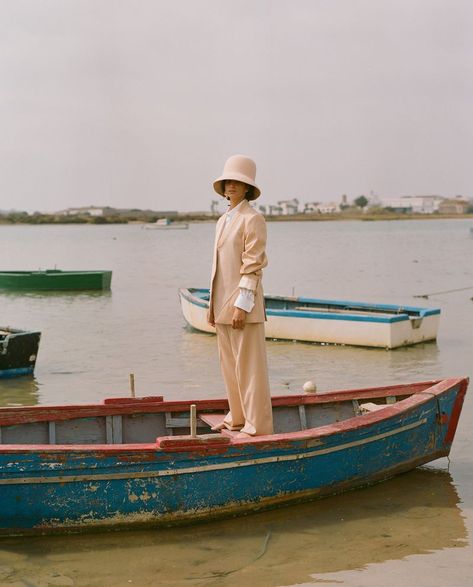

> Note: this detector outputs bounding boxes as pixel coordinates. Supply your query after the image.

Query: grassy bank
[1,212,472,225]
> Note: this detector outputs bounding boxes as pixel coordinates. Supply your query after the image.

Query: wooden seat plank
[199,413,226,428]
[359,402,386,413]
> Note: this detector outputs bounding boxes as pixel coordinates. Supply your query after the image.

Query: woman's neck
[228,196,245,210]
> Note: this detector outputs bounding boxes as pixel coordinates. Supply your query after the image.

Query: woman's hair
[223,180,254,201]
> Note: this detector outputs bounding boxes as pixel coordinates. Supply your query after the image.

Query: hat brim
[213,172,261,200]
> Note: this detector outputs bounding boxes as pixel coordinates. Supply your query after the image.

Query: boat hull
[0,270,112,291]
[179,288,440,349]
[0,378,466,534]
[143,224,188,230]
[0,328,41,378]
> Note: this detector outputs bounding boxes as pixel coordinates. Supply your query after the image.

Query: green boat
[0,270,112,291]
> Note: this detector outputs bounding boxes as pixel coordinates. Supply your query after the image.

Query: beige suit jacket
[209,199,268,324]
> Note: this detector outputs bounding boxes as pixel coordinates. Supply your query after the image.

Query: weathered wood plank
[298,405,307,430]
[48,422,56,444]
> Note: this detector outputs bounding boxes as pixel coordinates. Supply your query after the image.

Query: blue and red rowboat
[0,378,467,535]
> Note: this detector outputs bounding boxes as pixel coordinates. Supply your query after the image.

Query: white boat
[178,288,441,349]
[143,218,189,230]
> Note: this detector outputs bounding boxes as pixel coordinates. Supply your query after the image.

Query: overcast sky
[1,0,472,213]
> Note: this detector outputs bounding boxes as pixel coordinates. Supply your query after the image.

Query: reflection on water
[0,377,39,407]
[0,468,466,586]
[179,325,443,398]
[0,291,112,300]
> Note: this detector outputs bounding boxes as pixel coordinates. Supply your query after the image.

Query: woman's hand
[207,310,215,327]
[232,307,247,330]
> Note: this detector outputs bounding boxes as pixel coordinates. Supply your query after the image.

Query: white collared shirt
[224,199,245,226]
[223,200,255,313]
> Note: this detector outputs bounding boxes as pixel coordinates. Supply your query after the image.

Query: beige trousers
[216,323,273,436]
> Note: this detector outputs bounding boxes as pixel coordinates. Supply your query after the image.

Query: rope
[188,530,272,581]
[414,285,473,298]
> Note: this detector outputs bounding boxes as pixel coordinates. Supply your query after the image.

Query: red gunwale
[0,380,440,426]
[0,378,467,456]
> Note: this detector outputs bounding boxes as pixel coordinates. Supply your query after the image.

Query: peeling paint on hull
[20,450,447,536]
[0,378,467,536]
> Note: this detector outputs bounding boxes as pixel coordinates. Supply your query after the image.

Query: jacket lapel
[217,199,249,247]
[215,214,226,246]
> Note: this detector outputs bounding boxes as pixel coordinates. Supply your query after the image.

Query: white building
[379,195,444,214]
[277,198,299,214]
[59,206,106,217]
[438,196,471,214]
[303,202,321,213]
[303,202,340,214]
[317,202,340,214]
[268,204,283,216]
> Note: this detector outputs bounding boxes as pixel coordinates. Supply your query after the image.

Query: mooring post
[190,404,197,437]
[129,373,135,398]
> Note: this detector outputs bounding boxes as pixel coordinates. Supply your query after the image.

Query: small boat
[0,377,467,535]
[0,270,112,291]
[143,218,189,230]
[179,288,441,349]
[0,327,41,378]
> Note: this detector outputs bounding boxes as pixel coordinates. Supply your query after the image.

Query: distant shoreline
[1,212,473,225]
[261,213,473,222]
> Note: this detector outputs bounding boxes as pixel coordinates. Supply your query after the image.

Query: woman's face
[224,180,247,204]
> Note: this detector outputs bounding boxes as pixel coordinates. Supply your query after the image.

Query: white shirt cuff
[238,275,258,290]
[234,288,255,313]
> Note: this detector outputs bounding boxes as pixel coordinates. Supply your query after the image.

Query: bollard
[190,404,197,437]
[129,373,135,398]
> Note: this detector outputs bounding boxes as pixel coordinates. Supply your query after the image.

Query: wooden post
[190,404,197,437]
[129,373,135,398]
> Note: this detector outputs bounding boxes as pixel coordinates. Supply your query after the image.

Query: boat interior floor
[198,401,394,438]
[199,413,241,437]
[0,394,405,446]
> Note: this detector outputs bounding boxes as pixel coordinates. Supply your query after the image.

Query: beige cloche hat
[213,154,261,200]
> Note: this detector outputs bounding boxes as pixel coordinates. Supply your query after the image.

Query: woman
[208,154,273,437]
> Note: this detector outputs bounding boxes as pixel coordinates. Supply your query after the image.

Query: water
[0,219,472,586]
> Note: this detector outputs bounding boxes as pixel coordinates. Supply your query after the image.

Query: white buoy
[303,380,317,393]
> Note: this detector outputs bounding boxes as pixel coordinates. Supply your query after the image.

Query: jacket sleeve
[238,214,268,291]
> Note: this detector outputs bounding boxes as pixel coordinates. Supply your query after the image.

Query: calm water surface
[0,219,472,586]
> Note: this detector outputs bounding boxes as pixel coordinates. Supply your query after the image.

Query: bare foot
[211,422,243,432]
[235,432,253,439]
[211,421,226,431]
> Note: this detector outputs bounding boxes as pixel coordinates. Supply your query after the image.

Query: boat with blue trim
[0,327,41,378]
[0,377,467,534]
[179,288,441,349]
